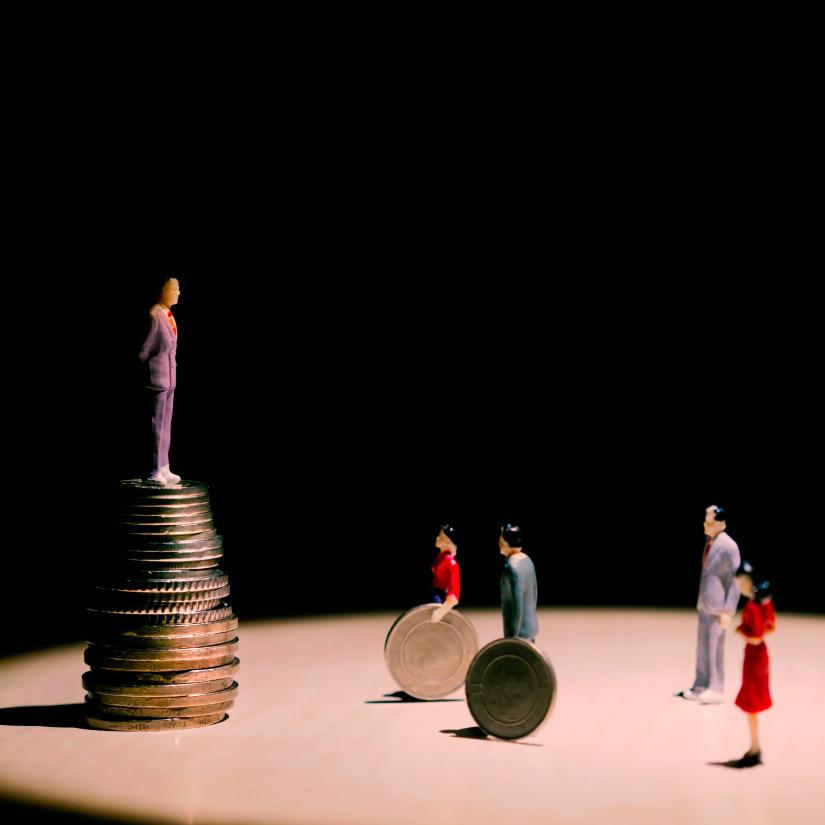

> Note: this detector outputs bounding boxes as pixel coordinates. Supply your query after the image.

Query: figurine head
[499,523,524,556]
[436,524,458,556]
[735,560,772,603]
[159,277,181,308]
[703,505,727,538]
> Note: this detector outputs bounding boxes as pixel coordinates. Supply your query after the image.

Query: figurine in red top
[430,524,460,623]
[731,560,776,767]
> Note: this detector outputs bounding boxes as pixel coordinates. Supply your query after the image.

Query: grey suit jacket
[139,304,177,391]
[697,531,740,615]
[501,553,539,639]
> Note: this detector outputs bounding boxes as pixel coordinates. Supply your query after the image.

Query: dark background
[6,226,820,659]
[4,69,822,656]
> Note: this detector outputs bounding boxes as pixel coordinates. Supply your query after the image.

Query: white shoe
[160,465,182,484]
[146,471,169,484]
[699,690,724,704]
[676,688,702,700]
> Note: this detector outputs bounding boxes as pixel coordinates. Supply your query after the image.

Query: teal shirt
[501,553,538,639]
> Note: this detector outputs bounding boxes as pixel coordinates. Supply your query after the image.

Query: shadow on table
[440,726,543,746]
[0,796,139,824]
[0,703,87,729]
[365,690,464,704]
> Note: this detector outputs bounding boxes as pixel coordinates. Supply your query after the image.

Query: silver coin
[84,603,233,624]
[88,682,239,708]
[84,652,238,672]
[82,672,235,696]
[384,604,478,699]
[97,568,225,582]
[86,639,239,662]
[89,657,240,684]
[113,536,223,553]
[87,629,238,649]
[89,587,229,603]
[116,500,213,512]
[116,559,220,571]
[115,513,214,527]
[94,573,229,592]
[85,711,226,731]
[86,696,235,718]
[86,615,238,639]
[465,638,557,740]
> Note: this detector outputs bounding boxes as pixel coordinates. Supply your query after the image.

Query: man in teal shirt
[499,523,538,642]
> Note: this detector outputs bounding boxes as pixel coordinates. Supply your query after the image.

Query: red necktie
[701,537,712,567]
[167,311,177,335]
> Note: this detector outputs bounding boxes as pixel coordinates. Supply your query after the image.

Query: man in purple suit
[139,277,181,484]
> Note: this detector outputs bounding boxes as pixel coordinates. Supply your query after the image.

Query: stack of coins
[82,479,239,731]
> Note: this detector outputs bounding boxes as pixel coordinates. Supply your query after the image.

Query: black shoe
[736,751,762,768]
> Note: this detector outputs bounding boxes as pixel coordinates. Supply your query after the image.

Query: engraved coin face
[384,604,478,699]
[465,638,557,739]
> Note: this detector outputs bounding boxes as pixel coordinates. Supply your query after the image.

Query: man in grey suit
[677,505,741,704]
[499,523,539,642]
[138,277,181,484]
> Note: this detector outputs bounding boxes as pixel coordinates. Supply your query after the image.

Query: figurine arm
[138,312,161,363]
[720,546,741,616]
[501,565,523,638]
[430,563,459,623]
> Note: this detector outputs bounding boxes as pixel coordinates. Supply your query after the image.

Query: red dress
[734,599,776,713]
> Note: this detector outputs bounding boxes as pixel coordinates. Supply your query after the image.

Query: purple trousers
[150,389,175,473]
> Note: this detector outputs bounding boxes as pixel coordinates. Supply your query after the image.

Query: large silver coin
[84,603,234,624]
[82,672,235,696]
[89,657,240,684]
[465,638,557,740]
[88,682,239,708]
[85,711,226,731]
[384,604,478,699]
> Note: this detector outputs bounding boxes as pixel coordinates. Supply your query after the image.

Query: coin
[87,591,230,611]
[85,711,227,731]
[114,479,210,497]
[86,638,239,661]
[87,629,238,649]
[86,615,238,639]
[85,652,237,671]
[465,638,557,740]
[113,537,224,553]
[88,682,239,708]
[384,604,478,700]
[87,697,235,718]
[82,673,235,696]
[89,657,240,684]
[115,513,214,527]
[114,524,217,537]
[116,559,220,571]
[93,573,229,592]
[97,568,225,582]
[84,603,234,624]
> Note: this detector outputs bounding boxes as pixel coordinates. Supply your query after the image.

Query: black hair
[500,523,524,547]
[736,559,773,603]
[440,524,458,546]
[709,504,728,522]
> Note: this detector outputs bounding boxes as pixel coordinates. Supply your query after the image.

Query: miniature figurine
[430,524,460,623]
[138,277,181,484]
[677,505,740,703]
[499,523,538,642]
[729,560,775,767]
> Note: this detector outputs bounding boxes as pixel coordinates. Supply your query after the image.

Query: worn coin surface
[85,711,227,731]
[85,603,233,624]
[384,604,478,699]
[465,638,557,740]
[87,682,239,708]
[87,698,235,718]
[89,657,240,685]
[82,672,235,696]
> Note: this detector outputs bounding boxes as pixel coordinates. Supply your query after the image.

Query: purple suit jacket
[139,304,177,390]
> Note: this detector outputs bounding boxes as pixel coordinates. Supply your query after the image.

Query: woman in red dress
[732,560,776,767]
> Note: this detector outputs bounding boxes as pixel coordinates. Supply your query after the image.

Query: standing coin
[465,638,557,740]
[384,604,478,699]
